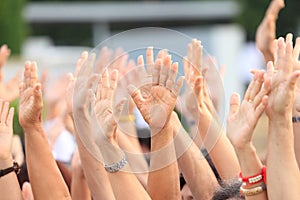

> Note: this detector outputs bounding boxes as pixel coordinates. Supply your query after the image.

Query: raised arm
[0,100,22,200]
[171,112,219,200]
[227,70,270,200]
[66,51,116,199]
[291,37,300,168]
[89,67,150,200]
[18,61,71,200]
[129,54,183,200]
[71,148,91,200]
[184,39,240,179]
[256,0,284,63]
[266,35,300,200]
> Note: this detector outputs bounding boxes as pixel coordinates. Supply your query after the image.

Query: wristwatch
[0,161,20,178]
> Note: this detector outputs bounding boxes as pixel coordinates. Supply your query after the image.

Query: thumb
[127,84,144,106]
[33,83,43,106]
[288,70,300,90]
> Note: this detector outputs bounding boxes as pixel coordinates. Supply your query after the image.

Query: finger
[183,56,191,84]
[275,37,286,70]
[1,101,9,124]
[173,76,184,96]
[24,61,31,89]
[96,75,102,100]
[254,95,268,120]
[194,76,204,105]
[244,72,257,101]
[88,88,96,106]
[166,62,178,91]
[137,55,147,79]
[294,37,300,62]
[128,84,144,106]
[152,59,161,85]
[192,39,202,72]
[287,70,300,90]
[285,34,294,74]
[19,82,25,96]
[33,83,43,106]
[146,46,154,74]
[80,53,95,77]
[250,70,264,100]
[266,0,285,18]
[266,61,275,78]
[6,107,14,127]
[30,62,39,88]
[113,98,127,120]
[108,69,118,100]
[253,77,271,108]
[101,68,109,100]
[159,55,171,86]
[229,93,240,115]
[75,51,88,77]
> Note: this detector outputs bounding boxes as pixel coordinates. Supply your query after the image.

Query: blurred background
[1,0,300,111]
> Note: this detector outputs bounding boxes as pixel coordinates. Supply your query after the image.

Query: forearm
[199,118,240,180]
[72,113,115,200]
[24,125,71,200]
[118,130,148,188]
[175,126,218,200]
[0,158,22,200]
[293,121,300,168]
[267,120,300,200]
[147,125,181,200]
[98,137,150,200]
[235,144,267,200]
[71,167,91,200]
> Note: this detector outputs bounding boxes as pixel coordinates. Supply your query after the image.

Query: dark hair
[212,179,244,200]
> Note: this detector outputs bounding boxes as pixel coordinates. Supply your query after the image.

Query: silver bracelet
[104,151,127,173]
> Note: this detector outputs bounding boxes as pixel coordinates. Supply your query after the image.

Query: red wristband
[239,166,266,186]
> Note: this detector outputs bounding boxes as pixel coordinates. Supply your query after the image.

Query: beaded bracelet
[104,151,127,173]
[240,183,266,196]
[239,166,266,186]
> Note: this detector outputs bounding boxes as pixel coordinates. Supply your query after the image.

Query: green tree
[0,0,27,54]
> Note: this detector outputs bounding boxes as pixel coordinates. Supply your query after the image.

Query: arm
[292,37,300,168]
[256,0,284,63]
[171,112,219,200]
[71,149,91,200]
[66,51,116,199]
[19,61,71,200]
[89,67,150,200]
[266,35,300,200]
[184,39,240,179]
[227,70,270,200]
[0,100,22,200]
[129,55,184,200]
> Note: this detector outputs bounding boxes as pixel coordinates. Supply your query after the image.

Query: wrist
[22,122,44,133]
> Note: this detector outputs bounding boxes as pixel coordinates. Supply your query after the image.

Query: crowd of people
[1,0,300,199]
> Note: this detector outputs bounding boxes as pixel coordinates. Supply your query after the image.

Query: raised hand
[227,70,270,150]
[256,0,285,62]
[19,61,43,129]
[128,55,184,133]
[66,51,88,115]
[266,36,300,119]
[89,69,126,145]
[0,100,14,162]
